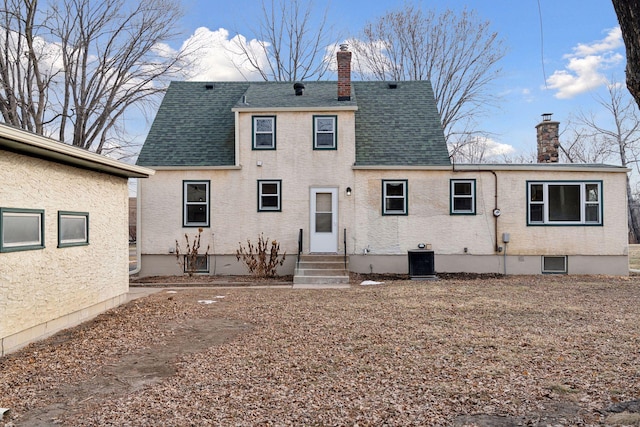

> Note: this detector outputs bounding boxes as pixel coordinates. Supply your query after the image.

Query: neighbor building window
[0,208,45,252]
[183,181,210,227]
[382,180,408,215]
[527,181,602,225]
[258,180,282,211]
[313,115,337,149]
[58,211,89,247]
[253,116,276,149]
[450,179,476,214]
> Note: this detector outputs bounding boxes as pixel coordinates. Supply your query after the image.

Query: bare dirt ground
[2,274,640,426]
[629,244,640,270]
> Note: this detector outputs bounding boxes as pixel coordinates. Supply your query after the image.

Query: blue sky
[164,0,624,159]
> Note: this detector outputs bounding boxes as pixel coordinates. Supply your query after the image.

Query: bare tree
[559,120,611,164]
[0,0,53,134]
[562,82,640,242]
[350,3,506,145]
[230,0,337,82]
[0,0,195,155]
[450,135,518,164]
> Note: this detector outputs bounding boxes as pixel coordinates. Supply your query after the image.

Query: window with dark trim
[527,181,602,225]
[313,115,337,149]
[58,211,89,247]
[0,207,45,252]
[450,179,476,215]
[382,180,408,215]
[258,180,281,211]
[183,254,209,273]
[253,116,276,149]
[183,181,210,227]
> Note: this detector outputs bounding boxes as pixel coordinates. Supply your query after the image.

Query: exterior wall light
[346,187,352,196]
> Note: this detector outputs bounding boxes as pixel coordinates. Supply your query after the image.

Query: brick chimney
[337,44,351,101]
[536,113,560,163]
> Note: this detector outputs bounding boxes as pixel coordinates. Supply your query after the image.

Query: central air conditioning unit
[408,249,437,280]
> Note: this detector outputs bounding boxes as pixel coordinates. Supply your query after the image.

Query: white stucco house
[0,124,154,356]
[135,47,629,282]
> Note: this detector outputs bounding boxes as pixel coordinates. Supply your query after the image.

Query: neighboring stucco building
[136,47,629,279]
[0,124,153,356]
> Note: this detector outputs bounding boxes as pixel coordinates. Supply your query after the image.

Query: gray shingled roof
[137,81,249,167]
[233,81,357,109]
[353,81,450,166]
[137,80,450,167]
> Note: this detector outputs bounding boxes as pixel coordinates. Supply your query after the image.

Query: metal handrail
[343,228,347,270]
[297,228,303,269]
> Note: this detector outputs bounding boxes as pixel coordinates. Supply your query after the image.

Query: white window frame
[258,180,282,212]
[253,116,276,149]
[527,181,602,225]
[58,211,89,247]
[313,115,337,149]
[450,179,476,215]
[0,208,45,252]
[382,180,408,215]
[183,181,210,227]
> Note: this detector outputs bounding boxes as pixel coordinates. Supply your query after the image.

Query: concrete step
[293,282,351,289]
[294,268,348,277]
[297,261,348,269]
[298,254,346,262]
[294,254,350,287]
[293,275,350,285]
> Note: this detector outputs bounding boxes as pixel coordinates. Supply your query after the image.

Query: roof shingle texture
[137,80,450,167]
[353,81,450,166]
[137,82,249,167]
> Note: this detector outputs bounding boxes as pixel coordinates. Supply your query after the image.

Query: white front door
[310,188,338,253]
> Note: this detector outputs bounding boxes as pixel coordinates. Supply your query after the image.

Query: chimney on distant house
[337,44,352,101]
[536,113,560,163]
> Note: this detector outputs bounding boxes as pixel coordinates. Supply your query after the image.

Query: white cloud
[573,27,623,56]
[450,136,515,163]
[181,27,266,81]
[546,27,624,99]
[482,139,516,158]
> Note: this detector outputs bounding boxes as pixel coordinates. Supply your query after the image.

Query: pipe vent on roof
[294,82,305,96]
[205,84,214,90]
[388,82,398,89]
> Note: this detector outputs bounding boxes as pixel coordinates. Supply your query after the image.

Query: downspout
[491,170,500,253]
[129,180,142,276]
[452,163,501,253]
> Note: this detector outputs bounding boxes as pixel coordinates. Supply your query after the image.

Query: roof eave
[232,106,358,113]
[0,124,154,179]
[454,163,630,173]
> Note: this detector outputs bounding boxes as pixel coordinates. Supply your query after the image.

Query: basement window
[183,254,209,273]
[542,256,567,274]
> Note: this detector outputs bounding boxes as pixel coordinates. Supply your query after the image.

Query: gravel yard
[2,275,640,426]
